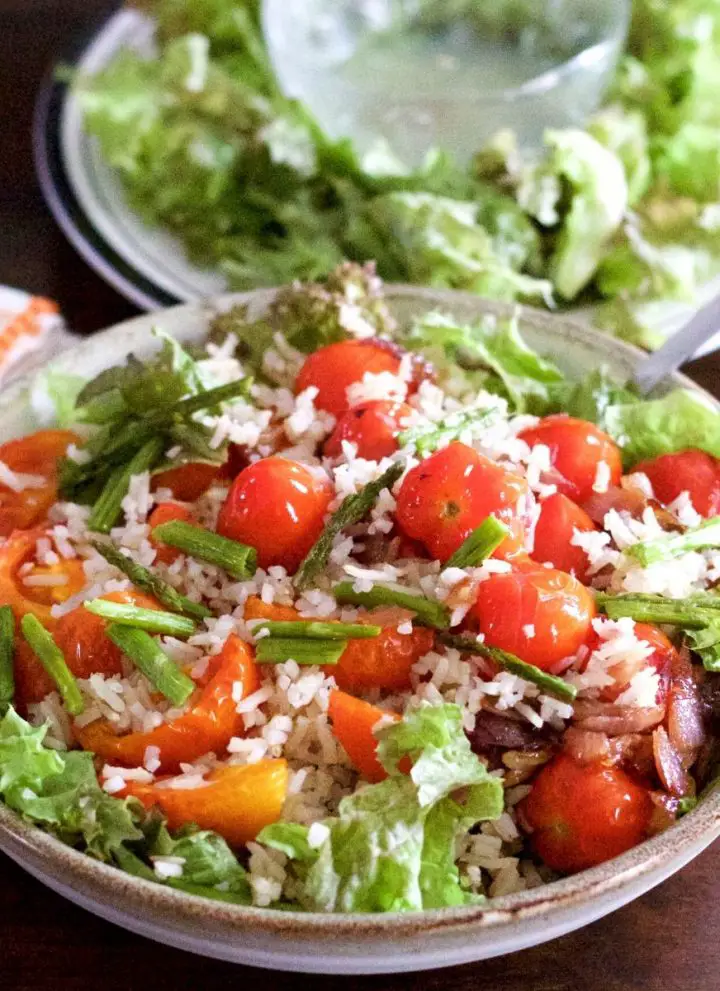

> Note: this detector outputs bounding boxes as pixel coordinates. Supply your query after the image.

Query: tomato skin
[76,634,259,773]
[333,625,435,693]
[470,566,596,671]
[531,493,597,582]
[295,339,404,416]
[217,457,333,571]
[148,502,193,565]
[323,400,413,461]
[632,449,720,518]
[14,589,158,709]
[125,760,288,848]
[329,690,395,783]
[519,416,622,504]
[0,430,78,536]
[520,755,653,873]
[395,442,529,562]
[151,462,220,502]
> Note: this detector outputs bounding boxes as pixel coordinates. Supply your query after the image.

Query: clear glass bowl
[263,0,631,167]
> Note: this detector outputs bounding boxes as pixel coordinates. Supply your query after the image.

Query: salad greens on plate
[76,0,720,348]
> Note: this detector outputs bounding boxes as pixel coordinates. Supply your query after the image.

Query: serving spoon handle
[633,292,720,395]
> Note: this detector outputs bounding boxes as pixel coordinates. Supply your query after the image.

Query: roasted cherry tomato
[148,501,193,565]
[519,416,622,504]
[0,527,56,626]
[632,448,720,518]
[531,493,597,582]
[76,634,259,773]
[295,339,405,416]
[333,625,435,693]
[520,755,653,873]
[151,462,221,502]
[125,760,288,847]
[13,589,158,710]
[323,400,413,461]
[395,442,529,562]
[582,622,675,706]
[470,565,596,671]
[0,430,78,537]
[217,457,333,572]
[19,559,86,607]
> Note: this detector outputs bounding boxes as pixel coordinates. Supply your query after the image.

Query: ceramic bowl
[1,286,719,974]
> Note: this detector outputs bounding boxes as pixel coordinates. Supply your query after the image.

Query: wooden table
[2,3,718,988]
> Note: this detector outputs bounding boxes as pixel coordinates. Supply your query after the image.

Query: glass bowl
[263,0,631,167]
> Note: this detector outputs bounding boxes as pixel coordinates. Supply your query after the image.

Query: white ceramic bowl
[1,286,719,974]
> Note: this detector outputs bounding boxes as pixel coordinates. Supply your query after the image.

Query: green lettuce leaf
[588,105,652,207]
[523,130,628,300]
[149,821,251,899]
[29,370,85,428]
[347,191,552,304]
[604,388,720,467]
[547,367,639,427]
[404,311,563,412]
[0,709,142,859]
[260,704,503,913]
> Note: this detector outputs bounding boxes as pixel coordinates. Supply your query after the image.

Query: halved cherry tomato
[632,449,720,518]
[295,339,405,416]
[333,625,435,693]
[125,760,288,847]
[13,588,158,710]
[148,502,193,565]
[0,430,78,536]
[329,690,396,783]
[323,400,413,461]
[470,565,596,671]
[582,622,675,706]
[0,527,55,625]
[395,442,529,562]
[151,462,221,502]
[531,493,597,582]
[19,559,86,606]
[217,457,333,572]
[520,755,652,873]
[75,634,259,773]
[243,596,300,624]
[519,416,622,504]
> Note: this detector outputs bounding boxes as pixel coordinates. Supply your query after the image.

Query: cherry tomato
[520,755,652,873]
[470,565,596,671]
[519,416,622,504]
[14,589,158,710]
[295,339,405,416]
[151,462,220,502]
[395,442,529,562]
[217,457,333,571]
[0,430,78,537]
[531,493,597,582]
[323,400,413,461]
[333,625,435,693]
[148,501,193,565]
[583,622,674,706]
[632,449,720,518]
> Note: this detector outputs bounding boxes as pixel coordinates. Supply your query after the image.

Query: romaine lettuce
[260,704,503,912]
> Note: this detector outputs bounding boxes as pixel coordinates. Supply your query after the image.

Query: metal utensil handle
[633,292,720,395]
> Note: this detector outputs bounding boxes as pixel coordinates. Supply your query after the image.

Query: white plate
[49,8,720,356]
[60,9,226,304]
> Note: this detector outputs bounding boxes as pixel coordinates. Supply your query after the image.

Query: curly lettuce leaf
[588,105,652,207]
[605,388,720,467]
[347,191,551,304]
[260,704,503,913]
[404,311,563,412]
[524,130,628,300]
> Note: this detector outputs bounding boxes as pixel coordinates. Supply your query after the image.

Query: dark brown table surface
[2,2,719,988]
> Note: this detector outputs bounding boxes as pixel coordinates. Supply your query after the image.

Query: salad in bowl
[1,263,720,917]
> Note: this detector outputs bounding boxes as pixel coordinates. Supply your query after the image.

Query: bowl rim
[1,283,719,939]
